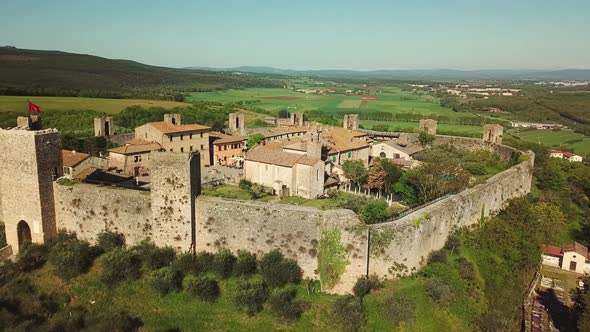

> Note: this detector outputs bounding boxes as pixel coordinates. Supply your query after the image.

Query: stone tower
[0,128,63,254]
[482,124,503,144]
[17,115,42,130]
[229,112,245,135]
[306,128,322,160]
[164,114,182,126]
[94,117,114,137]
[150,151,201,252]
[343,114,359,130]
[291,112,304,126]
[419,119,437,135]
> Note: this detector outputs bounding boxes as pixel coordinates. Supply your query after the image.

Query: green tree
[48,236,94,280]
[360,200,390,224]
[418,131,435,147]
[232,279,270,316]
[342,160,368,187]
[259,250,303,288]
[331,295,367,332]
[246,133,265,150]
[380,159,403,193]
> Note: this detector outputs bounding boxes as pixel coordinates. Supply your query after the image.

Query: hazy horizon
[2,0,589,70]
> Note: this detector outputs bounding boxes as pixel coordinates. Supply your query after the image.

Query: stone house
[244,131,324,198]
[209,131,245,166]
[550,150,583,163]
[135,114,211,166]
[62,150,92,179]
[322,127,370,167]
[542,242,590,274]
[369,141,423,169]
[108,139,162,176]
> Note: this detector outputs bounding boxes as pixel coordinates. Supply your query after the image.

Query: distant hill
[188,66,590,81]
[0,47,282,99]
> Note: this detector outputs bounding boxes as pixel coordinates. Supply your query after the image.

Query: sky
[1,0,589,70]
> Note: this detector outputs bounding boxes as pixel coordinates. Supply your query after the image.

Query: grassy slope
[0,96,190,114]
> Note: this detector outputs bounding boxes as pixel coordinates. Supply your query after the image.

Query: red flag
[28,101,42,112]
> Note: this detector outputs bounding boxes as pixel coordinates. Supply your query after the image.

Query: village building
[542,242,590,274]
[61,150,92,179]
[209,131,245,167]
[549,150,583,162]
[244,130,324,198]
[134,114,211,166]
[108,139,162,176]
[263,126,308,142]
[322,127,370,167]
[510,121,563,130]
[369,141,423,168]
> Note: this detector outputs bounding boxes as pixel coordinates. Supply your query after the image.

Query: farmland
[0,96,190,114]
[508,128,590,157]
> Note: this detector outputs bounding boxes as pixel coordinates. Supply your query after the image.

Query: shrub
[132,241,176,270]
[372,124,389,132]
[16,243,49,272]
[48,237,94,280]
[173,252,196,274]
[268,288,304,321]
[360,200,390,224]
[428,249,448,264]
[444,233,461,254]
[149,266,183,296]
[232,279,270,316]
[425,278,453,304]
[233,250,257,276]
[185,276,220,303]
[84,310,143,331]
[259,250,303,288]
[238,179,253,191]
[456,256,477,284]
[212,249,237,279]
[383,293,416,326]
[332,295,367,332]
[194,251,214,274]
[353,277,371,298]
[96,231,126,252]
[100,248,142,286]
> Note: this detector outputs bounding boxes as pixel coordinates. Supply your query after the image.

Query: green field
[0,96,190,114]
[188,87,463,117]
[508,128,590,157]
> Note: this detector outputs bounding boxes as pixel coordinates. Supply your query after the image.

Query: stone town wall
[367,150,534,279]
[195,196,369,294]
[54,183,153,246]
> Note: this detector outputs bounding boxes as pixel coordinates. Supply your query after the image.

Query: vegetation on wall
[318,228,350,290]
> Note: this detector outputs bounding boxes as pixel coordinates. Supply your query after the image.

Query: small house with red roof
[549,150,583,163]
[542,242,590,274]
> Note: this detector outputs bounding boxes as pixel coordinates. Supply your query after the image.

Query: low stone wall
[54,183,153,246]
[195,196,369,294]
[367,151,534,279]
[0,245,13,261]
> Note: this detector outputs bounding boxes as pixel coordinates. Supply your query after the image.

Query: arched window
[379,152,386,158]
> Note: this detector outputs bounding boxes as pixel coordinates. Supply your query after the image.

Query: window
[200,144,204,150]
[170,148,173,152]
[200,133,203,138]
[169,136,173,142]
[190,134,193,139]
[380,152,386,158]
[63,167,71,175]
[394,153,400,159]
[224,145,227,151]
[190,146,193,151]
[347,151,352,158]
[181,147,184,153]
[332,156,336,162]
[134,155,142,163]
[180,135,184,140]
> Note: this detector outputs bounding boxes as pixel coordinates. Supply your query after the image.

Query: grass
[201,184,275,202]
[508,128,590,157]
[0,96,190,114]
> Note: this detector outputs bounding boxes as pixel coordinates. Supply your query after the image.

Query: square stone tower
[343,114,359,130]
[94,117,114,137]
[0,128,63,254]
[164,114,182,126]
[482,124,503,144]
[291,112,304,126]
[17,115,42,130]
[306,128,323,160]
[228,112,245,135]
[150,151,201,252]
[419,119,437,135]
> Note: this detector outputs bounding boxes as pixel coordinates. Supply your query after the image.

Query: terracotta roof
[543,245,563,257]
[563,242,588,257]
[109,140,162,155]
[264,126,308,139]
[381,141,424,155]
[322,127,369,154]
[145,121,210,134]
[246,147,307,167]
[62,150,90,167]
[210,131,244,145]
[297,156,323,166]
